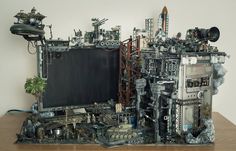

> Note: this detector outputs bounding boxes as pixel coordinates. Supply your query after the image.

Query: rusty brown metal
[118,37,141,106]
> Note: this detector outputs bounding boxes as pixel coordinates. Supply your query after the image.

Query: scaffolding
[118,36,141,106]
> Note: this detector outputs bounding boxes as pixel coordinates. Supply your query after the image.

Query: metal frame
[37,45,120,112]
[118,36,141,106]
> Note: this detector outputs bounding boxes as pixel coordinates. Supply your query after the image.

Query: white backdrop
[0,0,235,124]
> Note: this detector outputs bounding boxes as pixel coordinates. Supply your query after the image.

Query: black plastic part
[10,24,45,36]
[208,27,220,42]
[195,27,220,42]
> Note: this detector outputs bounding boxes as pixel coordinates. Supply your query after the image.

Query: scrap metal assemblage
[9,6,227,147]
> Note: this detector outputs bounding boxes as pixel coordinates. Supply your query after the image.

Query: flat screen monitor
[40,48,119,110]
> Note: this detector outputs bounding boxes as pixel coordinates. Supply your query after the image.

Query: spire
[162,6,168,14]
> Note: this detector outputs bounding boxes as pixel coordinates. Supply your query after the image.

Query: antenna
[46,24,53,40]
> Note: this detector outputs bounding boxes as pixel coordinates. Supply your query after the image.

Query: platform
[0,112,235,151]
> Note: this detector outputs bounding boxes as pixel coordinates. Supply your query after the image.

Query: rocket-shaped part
[161,6,168,34]
[158,6,169,37]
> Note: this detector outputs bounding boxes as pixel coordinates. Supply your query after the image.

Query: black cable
[6,109,32,114]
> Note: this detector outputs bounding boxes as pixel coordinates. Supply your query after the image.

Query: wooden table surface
[0,112,235,151]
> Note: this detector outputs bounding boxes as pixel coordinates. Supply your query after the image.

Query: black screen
[42,48,119,109]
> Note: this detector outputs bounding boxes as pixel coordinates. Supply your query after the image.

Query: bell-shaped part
[207,27,220,42]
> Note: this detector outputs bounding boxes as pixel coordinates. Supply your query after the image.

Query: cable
[6,109,32,114]
[27,41,37,54]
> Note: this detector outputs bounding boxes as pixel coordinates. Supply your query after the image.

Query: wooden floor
[0,112,235,151]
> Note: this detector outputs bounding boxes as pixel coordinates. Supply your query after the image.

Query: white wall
[0,0,235,124]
